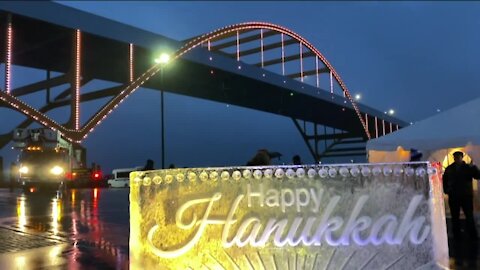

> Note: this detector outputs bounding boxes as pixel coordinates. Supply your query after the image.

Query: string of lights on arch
[1,22,373,142]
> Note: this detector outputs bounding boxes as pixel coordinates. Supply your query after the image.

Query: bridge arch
[0,22,370,141]
[177,22,370,139]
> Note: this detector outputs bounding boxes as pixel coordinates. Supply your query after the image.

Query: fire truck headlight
[19,166,29,174]
[50,166,64,176]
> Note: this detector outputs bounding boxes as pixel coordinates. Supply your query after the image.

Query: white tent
[367,96,480,220]
[367,95,480,166]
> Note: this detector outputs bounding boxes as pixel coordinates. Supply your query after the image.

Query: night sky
[1,1,479,175]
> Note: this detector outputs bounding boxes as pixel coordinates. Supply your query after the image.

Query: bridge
[0,2,407,163]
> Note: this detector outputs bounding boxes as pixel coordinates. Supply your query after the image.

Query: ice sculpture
[130,162,448,269]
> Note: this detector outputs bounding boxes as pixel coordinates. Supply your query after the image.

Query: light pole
[155,53,170,169]
[160,68,165,169]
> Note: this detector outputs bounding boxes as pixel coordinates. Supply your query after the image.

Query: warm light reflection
[93,188,99,210]
[68,243,80,269]
[15,256,26,269]
[49,245,61,257]
[17,195,27,231]
[49,245,62,264]
[80,200,85,219]
[72,214,78,239]
[51,198,62,235]
[71,189,76,205]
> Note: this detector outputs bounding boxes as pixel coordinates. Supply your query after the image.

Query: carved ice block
[130,162,448,269]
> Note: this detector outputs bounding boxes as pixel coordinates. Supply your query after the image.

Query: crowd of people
[141,148,302,170]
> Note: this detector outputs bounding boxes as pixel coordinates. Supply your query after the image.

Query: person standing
[292,155,302,165]
[443,151,480,266]
[142,159,154,171]
[409,148,423,162]
[246,149,271,166]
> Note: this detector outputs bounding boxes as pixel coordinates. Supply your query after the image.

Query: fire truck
[12,128,102,193]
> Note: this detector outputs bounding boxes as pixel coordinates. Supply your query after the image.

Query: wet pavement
[0,188,129,270]
[0,187,479,269]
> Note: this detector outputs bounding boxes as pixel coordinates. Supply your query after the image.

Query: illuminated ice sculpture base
[130,162,448,269]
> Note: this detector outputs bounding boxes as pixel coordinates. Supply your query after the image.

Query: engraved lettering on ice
[147,183,430,258]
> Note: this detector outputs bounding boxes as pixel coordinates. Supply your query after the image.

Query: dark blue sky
[2,2,480,174]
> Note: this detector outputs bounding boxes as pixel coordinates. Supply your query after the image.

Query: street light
[155,53,171,169]
[155,53,170,64]
[354,94,361,101]
[388,109,395,115]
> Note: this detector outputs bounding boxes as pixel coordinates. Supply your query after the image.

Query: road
[0,188,129,270]
[0,187,479,270]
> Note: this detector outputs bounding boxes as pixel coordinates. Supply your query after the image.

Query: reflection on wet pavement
[0,188,129,269]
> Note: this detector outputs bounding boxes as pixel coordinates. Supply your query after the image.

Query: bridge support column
[292,118,367,163]
[46,70,51,103]
[4,13,12,94]
[70,29,81,130]
[129,43,134,82]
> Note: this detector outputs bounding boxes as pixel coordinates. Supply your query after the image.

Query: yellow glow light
[51,199,62,235]
[442,148,472,169]
[15,256,26,268]
[71,190,76,204]
[154,53,170,64]
[49,246,62,260]
[19,166,29,174]
[50,166,64,175]
[17,196,26,231]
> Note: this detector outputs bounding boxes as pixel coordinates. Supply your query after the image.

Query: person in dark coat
[246,149,271,166]
[292,155,302,165]
[142,159,154,171]
[443,151,480,266]
[409,148,423,162]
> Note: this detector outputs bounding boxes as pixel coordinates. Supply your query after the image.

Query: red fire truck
[13,128,103,193]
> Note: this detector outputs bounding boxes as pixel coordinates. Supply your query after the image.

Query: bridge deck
[0,2,407,140]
